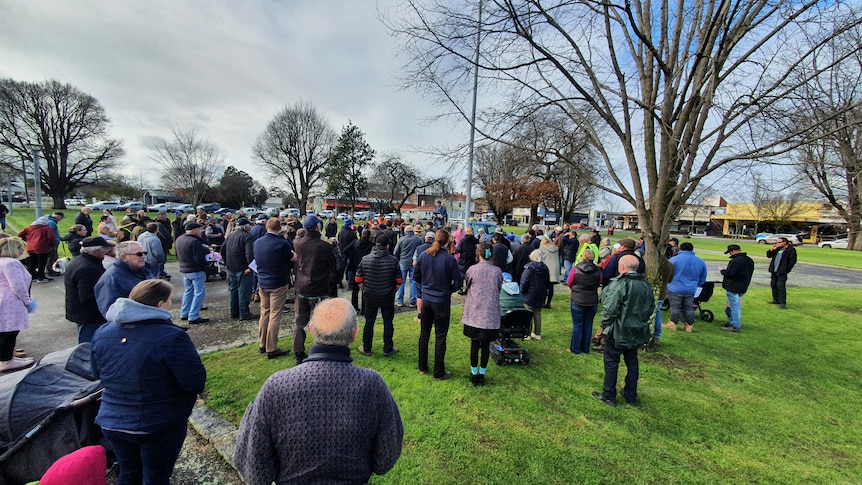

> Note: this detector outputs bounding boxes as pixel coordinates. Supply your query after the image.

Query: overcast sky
[0,0,466,190]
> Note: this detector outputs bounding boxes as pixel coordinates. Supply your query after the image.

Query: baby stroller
[661,281,720,322]
[205,248,227,281]
[0,344,107,485]
[491,309,533,365]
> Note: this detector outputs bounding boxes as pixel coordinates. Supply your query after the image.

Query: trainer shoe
[383,348,400,357]
[433,371,453,381]
[357,346,372,356]
[684,324,694,333]
[662,321,677,331]
[267,349,290,359]
[395,302,404,307]
[0,357,35,372]
[721,326,741,333]
[721,322,733,329]
[528,333,542,341]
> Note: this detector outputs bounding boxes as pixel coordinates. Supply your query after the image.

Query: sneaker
[721,322,733,329]
[684,324,694,333]
[662,321,677,331]
[434,371,453,381]
[721,326,741,333]
[530,333,542,341]
[188,318,209,324]
[395,302,404,307]
[1,357,35,372]
[357,346,372,356]
[407,302,416,308]
[383,348,400,357]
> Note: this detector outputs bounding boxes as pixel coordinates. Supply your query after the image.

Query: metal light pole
[5,168,12,216]
[29,145,43,218]
[465,0,482,222]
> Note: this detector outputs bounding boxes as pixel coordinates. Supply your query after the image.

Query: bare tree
[253,101,336,211]
[773,28,862,250]
[149,126,223,208]
[0,79,123,208]
[369,153,447,215]
[386,0,862,282]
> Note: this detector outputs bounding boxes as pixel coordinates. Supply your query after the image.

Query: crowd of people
[2,201,797,483]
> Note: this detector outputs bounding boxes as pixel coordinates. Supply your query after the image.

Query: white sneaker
[1,357,34,372]
[530,333,542,341]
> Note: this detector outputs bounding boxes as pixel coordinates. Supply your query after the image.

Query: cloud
[0,0,464,187]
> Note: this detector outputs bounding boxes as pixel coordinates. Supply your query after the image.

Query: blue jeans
[569,302,596,354]
[396,263,416,306]
[228,270,254,318]
[181,271,206,320]
[563,260,574,283]
[103,425,188,485]
[668,292,695,325]
[726,292,742,329]
[654,299,663,339]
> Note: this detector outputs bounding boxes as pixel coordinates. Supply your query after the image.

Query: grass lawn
[202,287,862,484]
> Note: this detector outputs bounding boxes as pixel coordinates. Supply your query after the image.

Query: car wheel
[757,239,766,244]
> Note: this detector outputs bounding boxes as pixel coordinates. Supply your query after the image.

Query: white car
[818,236,849,249]
[353,211,370,220]
[86,200,120,210]
[336,212,350,220]
[174,204,195,213]
[319,209,334,218]
[64,198,86,206]
[383,212,398,221]
[755,233,803,245]
[279,208,300,218]
[240,207,258,216]
[117,201,144,211]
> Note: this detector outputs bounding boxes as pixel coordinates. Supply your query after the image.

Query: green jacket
[600,272,656,349]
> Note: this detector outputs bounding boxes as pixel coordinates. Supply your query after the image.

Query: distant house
[142,190,184,206]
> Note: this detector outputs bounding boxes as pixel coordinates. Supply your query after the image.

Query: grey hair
[309,299,358,346]
[582,248,595,261]
[116,241,142,258]
[81,245,109,256]
[529,249,541,262]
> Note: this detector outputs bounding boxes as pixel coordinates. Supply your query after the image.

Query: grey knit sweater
[235,345,404,484]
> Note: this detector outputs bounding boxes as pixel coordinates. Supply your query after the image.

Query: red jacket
[18,223,56,254]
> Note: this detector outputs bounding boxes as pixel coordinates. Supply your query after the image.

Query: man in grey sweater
[235,297,403,484]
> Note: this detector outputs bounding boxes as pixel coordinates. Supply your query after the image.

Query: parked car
[239,207,258,216]
[64,198,87,206]
[336,212,350,220]
[117,201,144,211]
[818,236,849,249]
[755,233,803,245]
[383,212,398,221]
[280,208,300,219]
[146,203,169,212]
[353,211,370,220]
[319,209,334,218]
[197,203,221,213]
[214,208,237,216]
[85,200,120,210]
[264,207,282,217]
[174,204,195,213]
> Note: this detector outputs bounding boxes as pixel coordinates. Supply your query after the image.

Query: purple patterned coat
[461,261,503,330]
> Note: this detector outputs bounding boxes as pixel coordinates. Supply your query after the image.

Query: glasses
[130,251,148,257]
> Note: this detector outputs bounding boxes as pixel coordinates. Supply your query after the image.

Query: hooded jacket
[499,281,525,314]
[92,298,206,433]
[94,259,149,317]
[721,252,755,294]
[520,261,550,308]
[18,217,56,254]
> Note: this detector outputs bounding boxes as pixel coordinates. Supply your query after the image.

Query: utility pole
[465,0,483,222]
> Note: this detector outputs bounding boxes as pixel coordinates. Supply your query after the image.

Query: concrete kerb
[189,399,239,473]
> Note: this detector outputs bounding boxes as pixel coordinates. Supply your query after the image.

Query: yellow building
[716,202,845,242]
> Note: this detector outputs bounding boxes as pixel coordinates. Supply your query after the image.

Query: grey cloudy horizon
[0,0,467,192]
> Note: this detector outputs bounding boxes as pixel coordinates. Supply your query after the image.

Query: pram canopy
[0,344,103,484]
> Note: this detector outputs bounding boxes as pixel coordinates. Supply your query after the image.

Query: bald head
[618,254,640,273]
[308,298,358,347]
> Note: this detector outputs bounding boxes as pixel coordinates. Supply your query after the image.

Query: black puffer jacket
[456,234,478,273]
[569,260,601,306]
[175,233,209,273]
[64,253,107,324]
[356,246,402,307]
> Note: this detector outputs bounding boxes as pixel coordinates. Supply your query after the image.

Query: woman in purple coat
[461,242,502,386]
[0,237,35,372]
